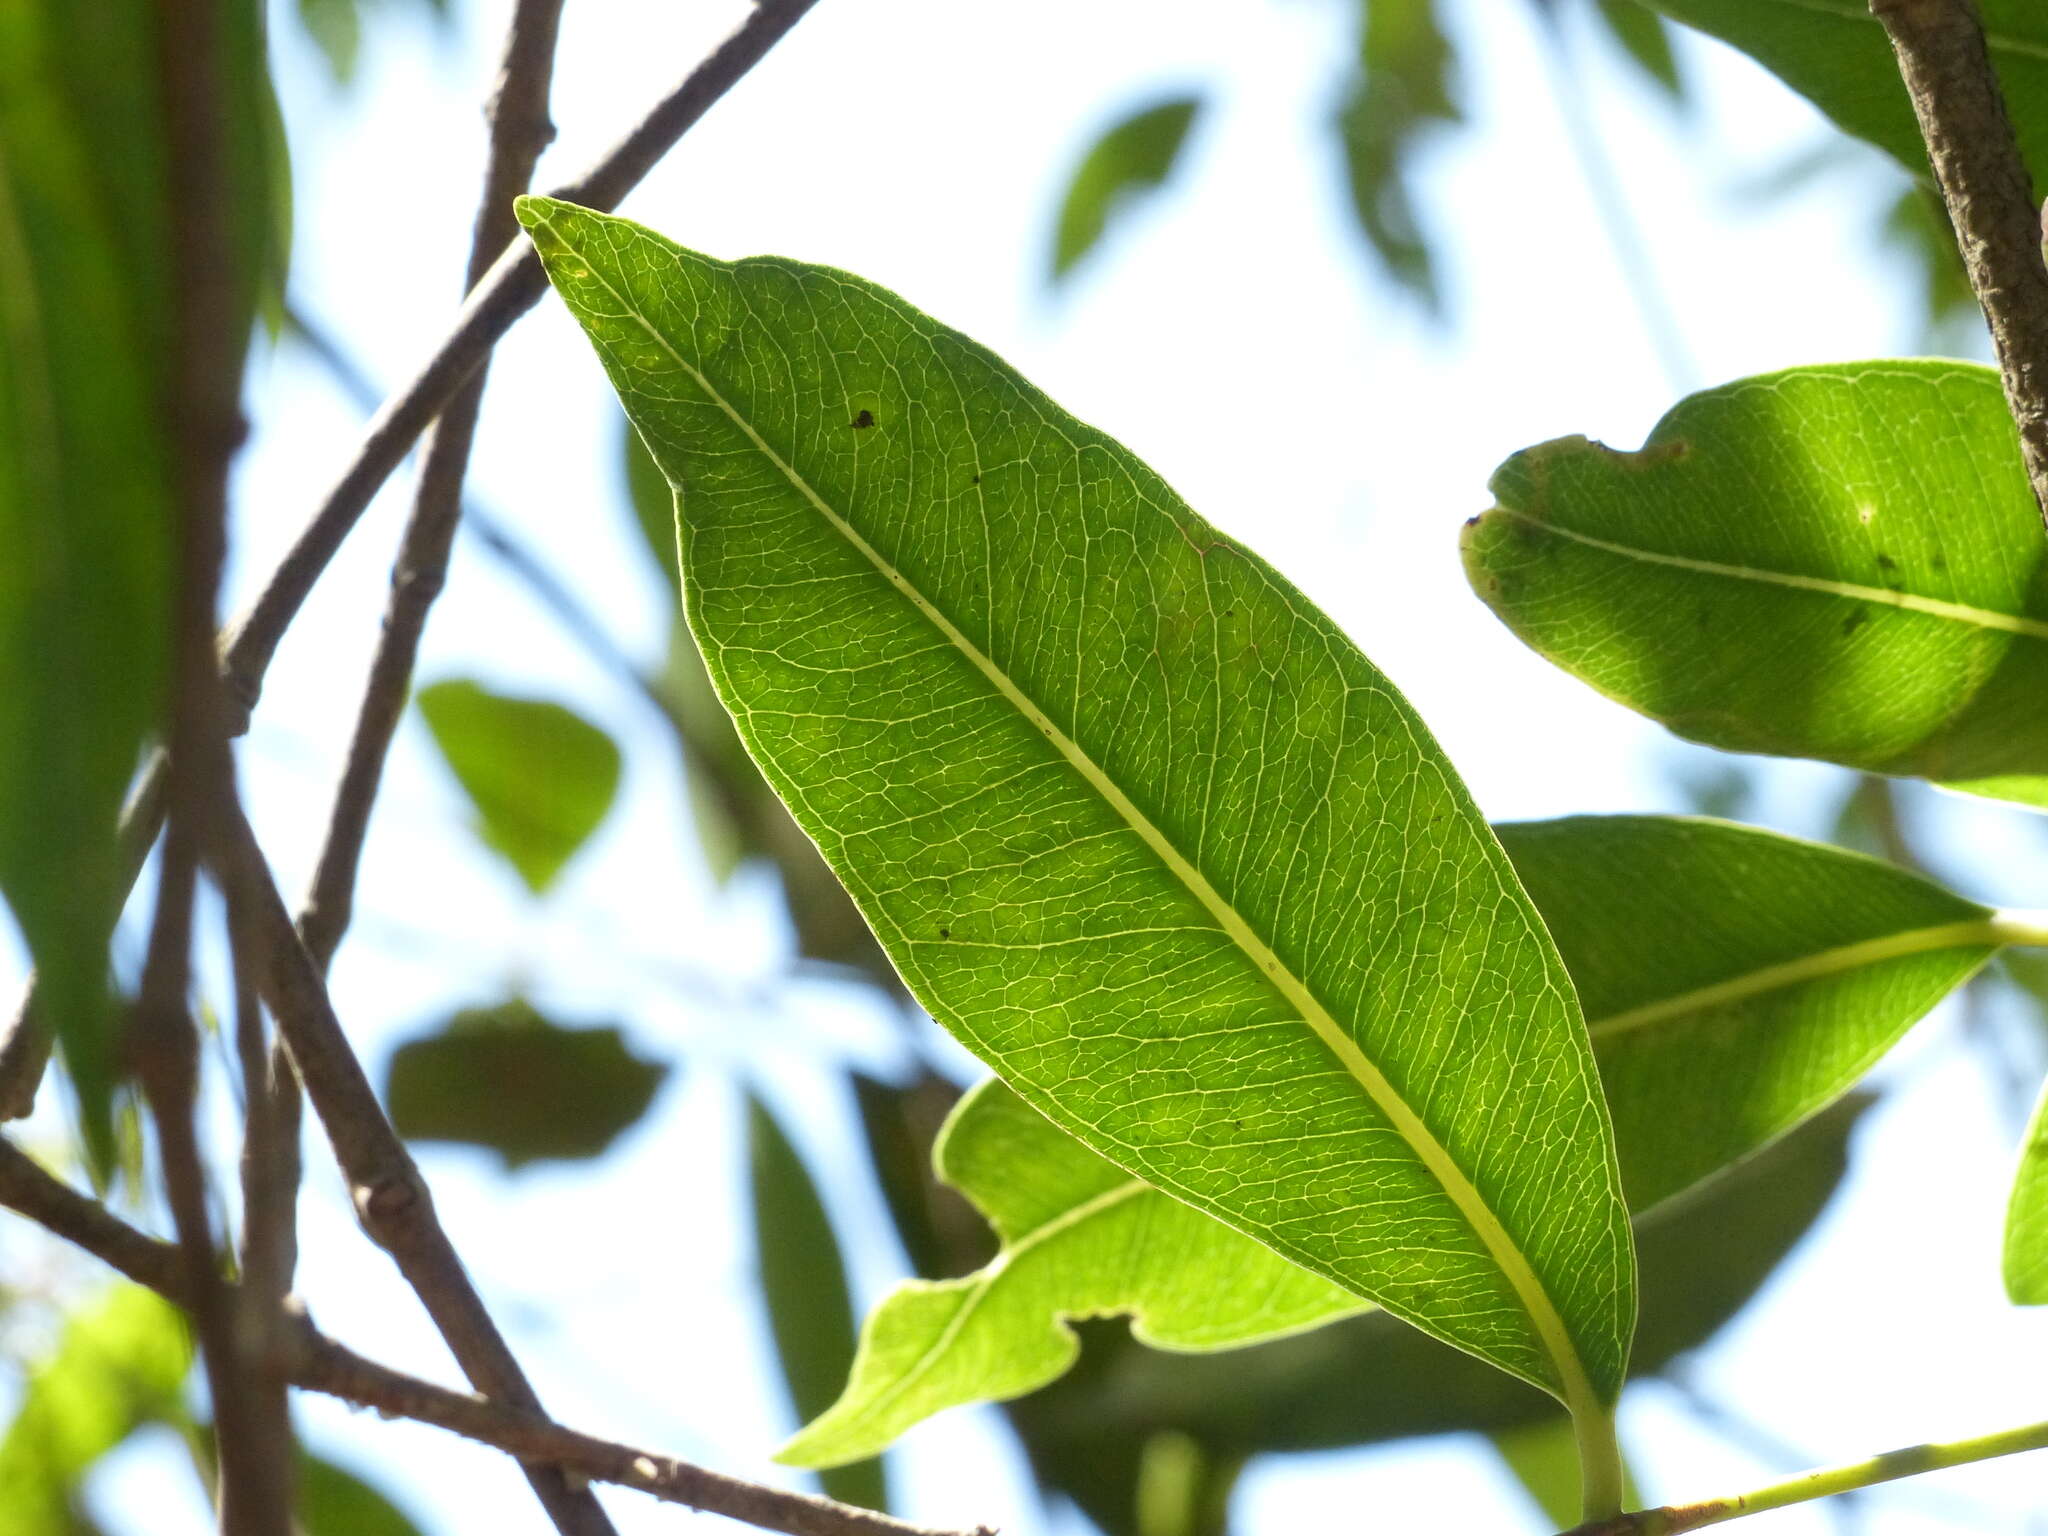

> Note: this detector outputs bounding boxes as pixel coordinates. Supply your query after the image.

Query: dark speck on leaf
[1843,609,1869,636]
[939,928,950,939]
[1877,553,1898,571]
[852,408,875,429]
[971,472,981,484]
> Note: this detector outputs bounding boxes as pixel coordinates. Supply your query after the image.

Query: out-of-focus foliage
[747,1093,890,1511]
[0,1286,189,1536]
[1588,0,1682,102]
[384,998,668,1169]
[0,0,277,1147]
[295,1450,431,1536]
[1049,95,1202,281]
[292,0,449,86]
[1332,0,1461,310]
[416,678,622,895]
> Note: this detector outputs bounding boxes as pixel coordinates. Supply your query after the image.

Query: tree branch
[217,0,821,722]
[282,11,613,1532]
[0,0,824,1121]
[1871,0,2048,524]
[0,1140,992,1536]
[142,0,290,1528]
[210,799,621,1534]
[297,0,567,972]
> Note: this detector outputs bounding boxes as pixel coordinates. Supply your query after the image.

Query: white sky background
[8,0,2048,1532]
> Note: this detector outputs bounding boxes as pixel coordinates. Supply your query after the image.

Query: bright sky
[7,0,2048,1532]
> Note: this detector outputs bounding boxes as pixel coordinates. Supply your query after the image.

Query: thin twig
[282,302,678,723]
[218,0,821,722]
[1563,1416,2048,1534]
[288,12,612,1532]
[0,1141,992,1536]
[298,0,567,971]
[1871,0,2048,525]
[210,800,620,1532]
[0,0,824,1119]
[142,0,288,1529]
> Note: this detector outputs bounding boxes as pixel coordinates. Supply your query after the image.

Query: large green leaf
[797,807,1978,1461]
[384,998,668,1169]
[626,417,907,995]
[2004,1079,2048,1303]
[1050,95,1202,281]
[0,1286,190,1536]
[1465,361,2048,806]
[747,1092,890,1511]
[1007,1093,1866,1459]
[1500,815,1997,1212]
[1639,1,2048,189]
[781,1079,1365,1469]
[521,197,1636,1414]
[0,2,176,1127]
[416,678,623,895]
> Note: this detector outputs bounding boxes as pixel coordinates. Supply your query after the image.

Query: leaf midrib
[1585,917,2003,1042]
[544,215,1602,1411]
[1488,504,2048,641]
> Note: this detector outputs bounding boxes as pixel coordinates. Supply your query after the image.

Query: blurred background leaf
[1332,0,1461,311]
[1050,94,1203,282]
[747,1091,890,1511]
[384,999,668,1169]
[0,1286,190,1536]
[416,678,622,896]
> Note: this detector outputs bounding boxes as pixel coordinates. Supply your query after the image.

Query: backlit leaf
[748,1092,890,1510]
[801,809,1966,1460]
[780,1079,1365,1469]
[385,998,667,1169]
[416,678,622,895]
[1050,95,1201,280]
[1465,361,2048,808]
[521,197,1636,1413]
[0,0,177,1134]
[1593,2,1684,103]
[1501,815,1996,1211]
[1005,1094,1865,1459]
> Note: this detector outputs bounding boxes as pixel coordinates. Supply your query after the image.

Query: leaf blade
[1501,815,1994,1210]
[780,1078,1365,1469]
[1465,360,2048,804]
[520,197,1636,1409]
